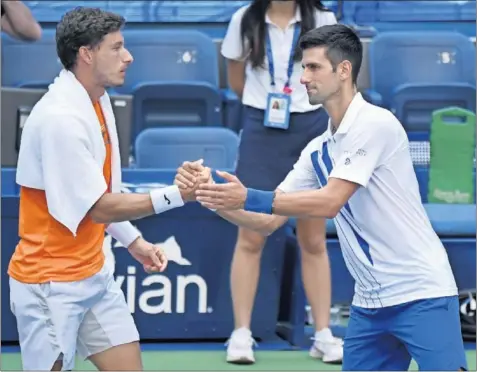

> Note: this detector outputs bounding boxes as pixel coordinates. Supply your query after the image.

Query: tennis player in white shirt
[176,24,467,371]
[220,0,341,364]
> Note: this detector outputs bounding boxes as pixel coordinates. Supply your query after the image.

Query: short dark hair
[56,7,125,70]
[299,24,362,84]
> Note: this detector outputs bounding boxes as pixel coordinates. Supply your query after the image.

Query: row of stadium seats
[135,127,239,170]
[2,28,476,144]
[22,1,476,37]
[364,31,475,140]
[2,28,230,148]
[2,29,220,92]
[340,1,475,24]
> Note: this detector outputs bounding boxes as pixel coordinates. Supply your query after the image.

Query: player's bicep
[40,117,107,235]
[324,177,360,213]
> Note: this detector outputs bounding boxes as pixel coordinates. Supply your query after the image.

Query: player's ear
[78,45,94,66]
[338,60,352,81]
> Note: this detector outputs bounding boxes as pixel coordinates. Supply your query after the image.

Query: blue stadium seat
[424,203,476,236]
[24,1,109,22]
[131,81,222,143]
[222,88,243,133]
[340,1,376,25]
[340,1,475,35]
[366,31,476,132]
[134,127,239,169]
[108,1,251,24]
[392,83,476,138]
[460,0,477,21]
[373,1,462,22]
[1,28,61,88]
[119,29,223,147]
[120,29,219,91]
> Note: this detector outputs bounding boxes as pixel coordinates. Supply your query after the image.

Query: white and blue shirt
[278,93,458,308]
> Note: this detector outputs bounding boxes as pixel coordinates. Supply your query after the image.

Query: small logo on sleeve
[164,194,171,205]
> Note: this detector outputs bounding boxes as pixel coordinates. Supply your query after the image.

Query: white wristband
[150,185,184,214]
[106,222,141,248]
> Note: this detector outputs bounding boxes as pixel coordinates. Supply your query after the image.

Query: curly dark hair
[56,7,125,70]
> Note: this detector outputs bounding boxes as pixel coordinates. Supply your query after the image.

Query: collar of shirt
[326,93,367,139]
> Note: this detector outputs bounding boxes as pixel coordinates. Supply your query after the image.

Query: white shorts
[9,263,140,371]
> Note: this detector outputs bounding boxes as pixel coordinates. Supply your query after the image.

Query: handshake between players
[175,159,250,211]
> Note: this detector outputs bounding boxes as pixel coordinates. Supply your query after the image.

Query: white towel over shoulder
[17,69,123,236]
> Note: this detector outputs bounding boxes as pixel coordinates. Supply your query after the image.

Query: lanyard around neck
[265,23,301,92]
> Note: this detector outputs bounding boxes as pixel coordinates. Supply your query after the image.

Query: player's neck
[325,87,357,132]
[72,68,106,103]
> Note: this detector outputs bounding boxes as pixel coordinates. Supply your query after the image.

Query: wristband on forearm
[243,188,275,214]
[150,185,184,214]
[106,222,141,249]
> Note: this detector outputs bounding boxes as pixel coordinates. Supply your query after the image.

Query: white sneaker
[309,328,343,364]
[225,328,256,364]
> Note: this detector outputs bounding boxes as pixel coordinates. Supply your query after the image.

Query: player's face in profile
[300,46,340,105]
[93,31,133,87]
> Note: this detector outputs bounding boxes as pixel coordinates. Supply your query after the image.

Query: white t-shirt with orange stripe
[9,101,112,284]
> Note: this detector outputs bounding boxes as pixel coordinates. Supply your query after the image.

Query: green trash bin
[428,106,476,204]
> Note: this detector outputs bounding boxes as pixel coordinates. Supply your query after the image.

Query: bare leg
[51,359,63,371]
[230,227,267,329]
[88,341,143,371]
[297,218,343,364]
[226,227,267,364]
[296,218,331,331]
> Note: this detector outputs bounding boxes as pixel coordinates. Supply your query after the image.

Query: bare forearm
[272,188,339,219]
[216,209,287,236]
[229,81,244,100]
[227,61,245,99]
[2,1,41,41]
[92,186,185,223]
[92,193,154,223]
[231,84,244,100]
